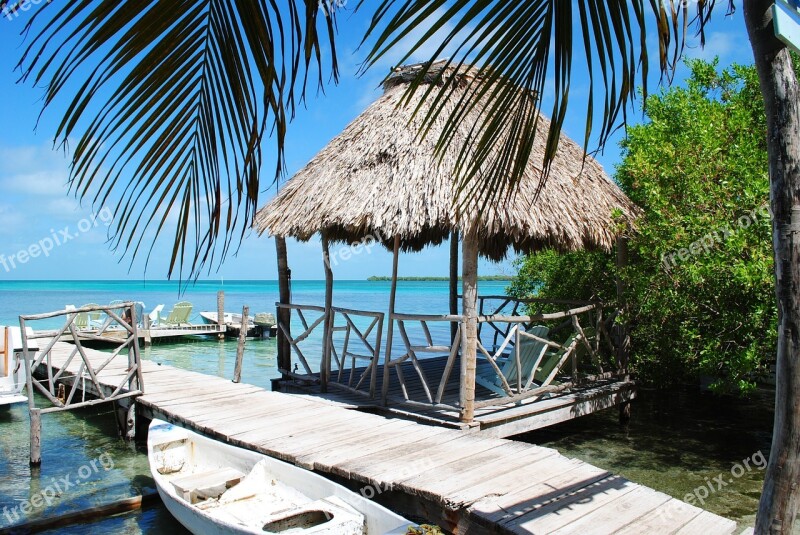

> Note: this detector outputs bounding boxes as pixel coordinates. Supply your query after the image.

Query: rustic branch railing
[275,303,326,382]
[329,307,384,399]
[19,302,145,464]
[278,297,626,424]
[20,303,145,414]
[383,313,463,410]
[382,300,624,420]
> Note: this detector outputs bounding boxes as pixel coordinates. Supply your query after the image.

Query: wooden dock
[34,340,738,534]
[276,354,636,438]
[70,323,227,346]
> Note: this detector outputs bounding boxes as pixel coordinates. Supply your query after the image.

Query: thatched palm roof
[254,61,639,260]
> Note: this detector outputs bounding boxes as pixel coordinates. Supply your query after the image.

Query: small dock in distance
[70,323,227,346]
[31,339,738,534]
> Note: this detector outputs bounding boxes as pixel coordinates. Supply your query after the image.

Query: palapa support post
[321,235,334,393]
[616,235,632,424]
[460,231,479,423]
[276,237,292,378]
[449,231,459,345]
[233,305,249,383]
[381,235,402,406]
[217,291,225,339]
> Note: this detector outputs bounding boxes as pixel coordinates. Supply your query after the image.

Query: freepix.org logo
[2,0,51,21]
[0,207,113,273]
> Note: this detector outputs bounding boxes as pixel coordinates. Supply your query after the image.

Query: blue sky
[0,4,754,281]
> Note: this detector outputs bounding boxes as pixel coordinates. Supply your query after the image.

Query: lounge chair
[530,333,579,390]
[163,302,193,326]
[69,303,102,330]
[148,304,165,326]
[475,325,550,396]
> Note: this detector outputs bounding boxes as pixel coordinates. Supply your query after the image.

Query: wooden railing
[382,300,622,420]
[19,302,145,413]
[275,303,386,398]
[275,303,326,381]
[383,313,463,409]
[330,307,384,398]
[19,302,145,464]
[278,297,624,423]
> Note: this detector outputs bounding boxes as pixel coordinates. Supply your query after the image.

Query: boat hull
[148,420,411,535]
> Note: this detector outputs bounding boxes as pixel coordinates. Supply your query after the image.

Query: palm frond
[359,0,734,212]
[17,0,338,279]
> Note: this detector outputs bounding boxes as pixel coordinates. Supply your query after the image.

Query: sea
[0,279,785,533]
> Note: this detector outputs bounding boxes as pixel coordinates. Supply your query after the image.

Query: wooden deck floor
[35,341,737,534]
[278,354,636,438]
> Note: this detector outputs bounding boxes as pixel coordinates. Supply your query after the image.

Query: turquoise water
[0,279,786,533]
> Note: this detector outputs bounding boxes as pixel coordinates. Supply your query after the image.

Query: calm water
[0,280,784,533]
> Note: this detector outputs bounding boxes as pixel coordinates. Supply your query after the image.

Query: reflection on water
[142,337,281,389]
[519,387,792,533]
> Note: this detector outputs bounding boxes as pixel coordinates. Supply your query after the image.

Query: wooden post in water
[381,235,401,405]
[616,235,632,424]
[233,305,249,383]
[321,235,333,393]
[217,291,225,339]
[30,408,41,466]
[449,231,459,345]
[20,316,41,466]
[460,232,479,423]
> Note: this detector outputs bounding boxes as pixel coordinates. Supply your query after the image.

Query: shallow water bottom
[519,386,798,533]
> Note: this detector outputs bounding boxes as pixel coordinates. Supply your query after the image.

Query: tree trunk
[276,236,292,377]
[745,1,800,532]
[460,232,478,423]
[450,230,459,345]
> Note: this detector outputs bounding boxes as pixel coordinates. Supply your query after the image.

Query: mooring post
[233,305,248,383]
[126,404,137,440]
[217,291,225,339]
[30,408,41,466]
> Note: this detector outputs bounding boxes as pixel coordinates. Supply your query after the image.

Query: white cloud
[685,31,737,62]
[0,204,24,235]
[0,144,71,197]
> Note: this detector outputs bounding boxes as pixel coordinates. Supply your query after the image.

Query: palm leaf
[359,0,734,213]
[17,0,339,279]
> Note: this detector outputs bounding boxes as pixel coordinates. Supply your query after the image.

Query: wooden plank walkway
[36,341,737,534]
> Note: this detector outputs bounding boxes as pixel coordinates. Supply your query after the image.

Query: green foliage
[510,59,778,395]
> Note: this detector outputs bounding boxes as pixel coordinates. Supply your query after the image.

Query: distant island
[367,275,513,281]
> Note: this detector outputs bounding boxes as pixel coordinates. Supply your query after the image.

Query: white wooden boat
[148,420,413,534]
[200,311,248,326]
[0,326,35,406]
[199,311,275,339]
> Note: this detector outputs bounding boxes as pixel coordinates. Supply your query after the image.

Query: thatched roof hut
[254,60,639,260]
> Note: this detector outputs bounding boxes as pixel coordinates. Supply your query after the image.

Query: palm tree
[11,0,798,532]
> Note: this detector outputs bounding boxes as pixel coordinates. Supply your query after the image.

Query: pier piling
[29,408,41,466]
[217,291,225,340]
[233,305,248,383]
